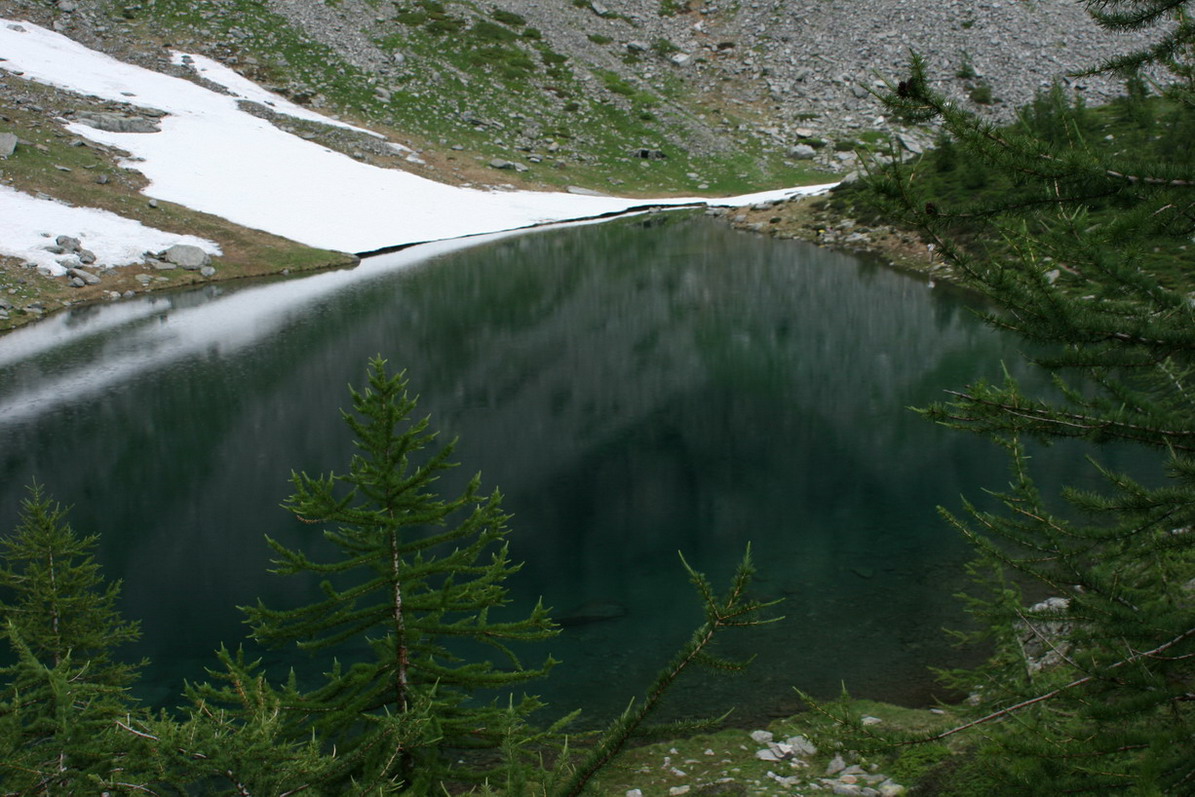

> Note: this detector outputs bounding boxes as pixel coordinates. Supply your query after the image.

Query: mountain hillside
[3,0,1160,194]
[0,0,1165,331]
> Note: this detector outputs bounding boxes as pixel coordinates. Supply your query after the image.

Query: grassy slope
[134,0,834,196]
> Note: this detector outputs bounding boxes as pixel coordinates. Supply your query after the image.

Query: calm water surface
[0,213,1091,726]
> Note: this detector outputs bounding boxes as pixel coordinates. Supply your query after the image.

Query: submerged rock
[557,599,628,627]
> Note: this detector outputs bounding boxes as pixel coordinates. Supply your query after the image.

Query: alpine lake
[0,211,1132,729]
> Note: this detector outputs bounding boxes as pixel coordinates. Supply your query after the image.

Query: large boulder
[75,112,161,134]
[161,244,211,269]
[0,132,17,159]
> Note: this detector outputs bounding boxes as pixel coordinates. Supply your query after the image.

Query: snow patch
[0,186,220,276]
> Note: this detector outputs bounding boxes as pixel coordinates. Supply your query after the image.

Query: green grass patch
[491,8,527,26]
[470,19,519,43]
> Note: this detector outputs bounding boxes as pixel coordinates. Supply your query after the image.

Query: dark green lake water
[0,213,1103,727]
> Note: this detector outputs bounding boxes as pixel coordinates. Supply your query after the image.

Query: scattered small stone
[826,754,847,775]
[147,198,158,208]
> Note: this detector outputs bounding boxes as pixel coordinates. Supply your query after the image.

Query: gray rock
[749,730,774,744]
[162,244,211,269]
[626,41,649,52]
[57,0,78,10]
[69,277,85,288]
[566,185,610,196]
[897,133,924,154]
[0,132,17,159]
[789,144,816,159]
[669,53,692,66]
[55,235,82,252]
[826,754,847,775]
[75,113,162,134]
[491,158,528,172]
[56,256,82,270]
[199,265,216,278]
[151,260,178,271]
[68,267,101,285]
[134,274,153,284]
[786,735,818,756]
[78,248,96,264]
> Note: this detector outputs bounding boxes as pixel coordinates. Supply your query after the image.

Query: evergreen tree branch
[904,625,1195,745]
[554,546,780,796]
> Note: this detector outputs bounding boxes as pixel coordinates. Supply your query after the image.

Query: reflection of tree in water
[0,215,1059,722]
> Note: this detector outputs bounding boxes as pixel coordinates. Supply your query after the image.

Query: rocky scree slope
[4,0,1163,192]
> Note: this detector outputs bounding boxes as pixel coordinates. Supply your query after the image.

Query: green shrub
[491,8,527,26]
[650,37,680,57]
[470,19,519,42]
[968,83,994,104]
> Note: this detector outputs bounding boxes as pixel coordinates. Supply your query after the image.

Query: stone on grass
[162,244,211,269]
[0,132,17,159]
[68,267,100,285]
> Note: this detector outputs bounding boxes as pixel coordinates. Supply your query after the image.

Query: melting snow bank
[0,186,220,277]
[0,18,834,268]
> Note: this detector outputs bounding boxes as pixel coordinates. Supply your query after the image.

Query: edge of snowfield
[0,19,834,278]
